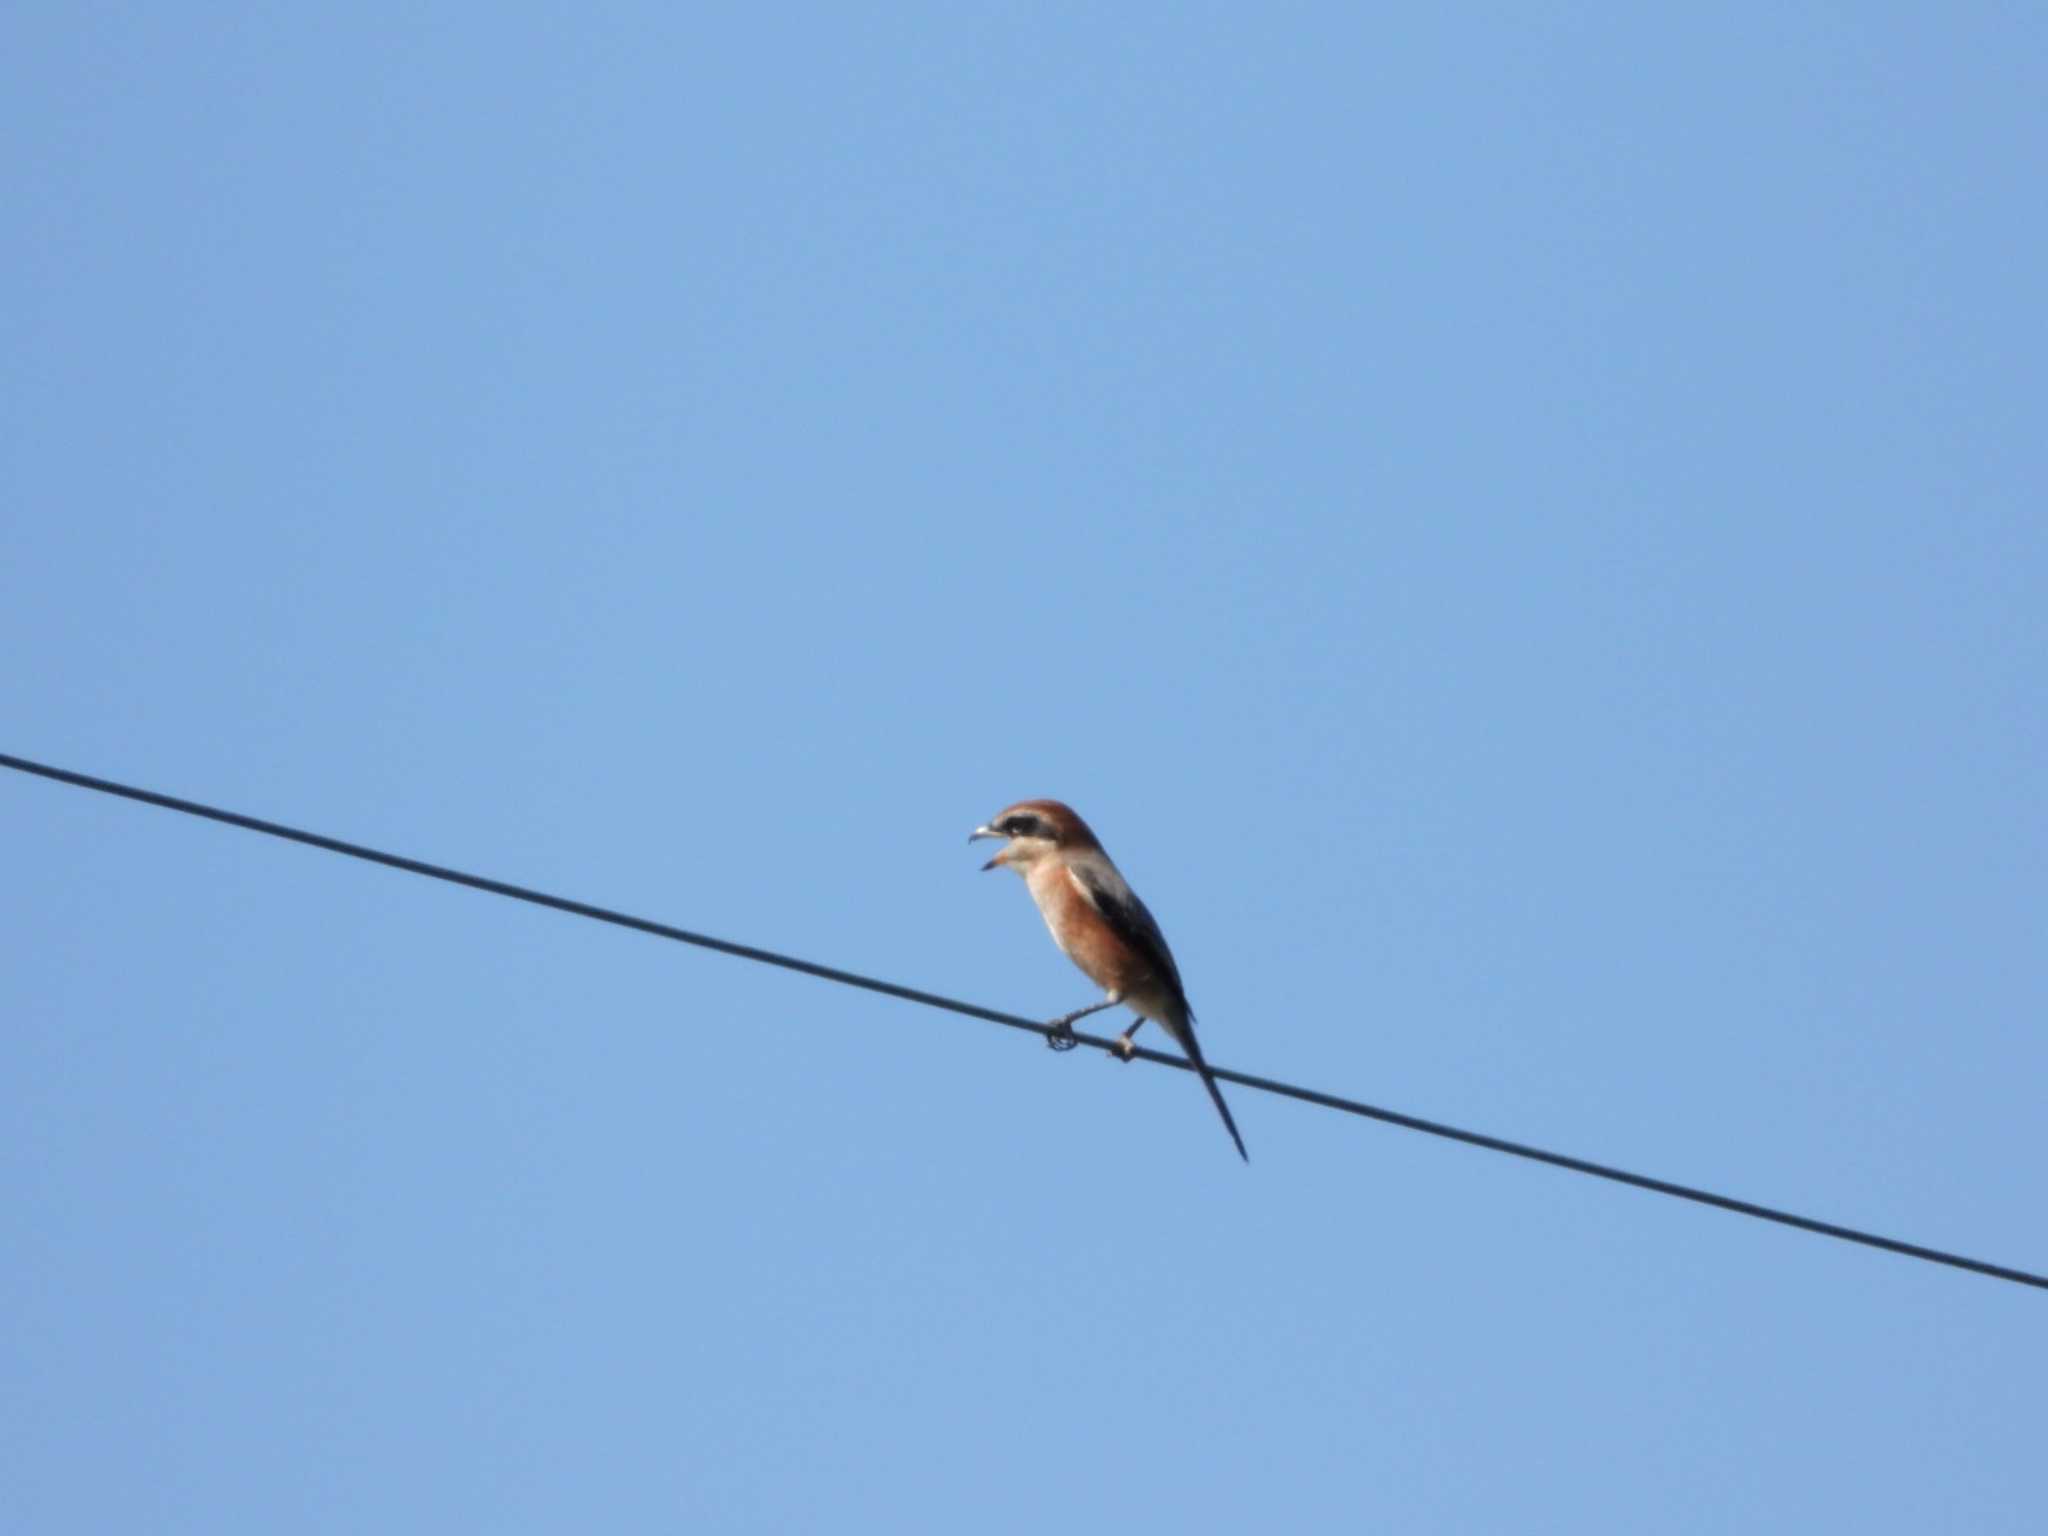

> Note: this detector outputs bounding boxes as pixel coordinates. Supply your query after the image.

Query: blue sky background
[4,4,2044,1530]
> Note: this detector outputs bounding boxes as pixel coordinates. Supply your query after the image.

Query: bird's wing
[1071,858,1243,1159]
[1069,859,1187,1003]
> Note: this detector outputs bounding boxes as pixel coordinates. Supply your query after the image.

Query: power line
[4,748,2042,1293]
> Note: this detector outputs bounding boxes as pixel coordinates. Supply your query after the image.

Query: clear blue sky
[5,4,2044,1530]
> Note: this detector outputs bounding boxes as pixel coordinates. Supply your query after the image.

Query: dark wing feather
[1072,862,1188,1007]
[1073,861,1245,1160]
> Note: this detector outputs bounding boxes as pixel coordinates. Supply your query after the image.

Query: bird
[970,798,1248,1161]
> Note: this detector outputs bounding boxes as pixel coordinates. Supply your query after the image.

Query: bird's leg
[1044,996,1118,1052]
[1112,1018,1147,1061]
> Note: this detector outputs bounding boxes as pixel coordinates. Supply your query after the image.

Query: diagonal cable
[3,749,2041,1292]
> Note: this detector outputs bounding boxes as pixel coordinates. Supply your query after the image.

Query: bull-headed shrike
[971,799,1248,1162]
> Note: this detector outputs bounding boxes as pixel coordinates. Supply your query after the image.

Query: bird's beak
[968,824,1007,871]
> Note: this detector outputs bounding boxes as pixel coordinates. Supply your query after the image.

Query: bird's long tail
[1173,1021,1249,1163]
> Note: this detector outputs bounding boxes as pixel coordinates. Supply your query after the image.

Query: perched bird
[970,798,1248,1161]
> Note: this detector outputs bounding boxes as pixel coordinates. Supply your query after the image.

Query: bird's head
[968,799,1096,874]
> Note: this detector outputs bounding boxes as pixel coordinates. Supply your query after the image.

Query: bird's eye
[1001,815,1040,839]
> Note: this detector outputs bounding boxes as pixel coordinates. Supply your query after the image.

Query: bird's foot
[1112,1033,1138,1062]
[1044,1019,1080,1052]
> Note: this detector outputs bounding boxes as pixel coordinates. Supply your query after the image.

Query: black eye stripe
[1000,814,1048,839]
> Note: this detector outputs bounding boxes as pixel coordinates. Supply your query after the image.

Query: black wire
[5,749,2042,1293]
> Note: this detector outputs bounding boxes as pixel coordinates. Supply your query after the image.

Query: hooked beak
[968,824,1008,871]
